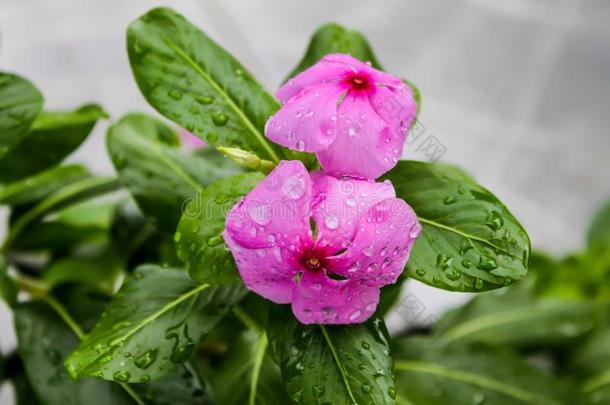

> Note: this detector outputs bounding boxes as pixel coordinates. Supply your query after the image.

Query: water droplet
[195,95,214,104]
[312,384,325,398]
[415,268,426,276]
[447,270,461,281]
[174,232,182,243]
[248,203,271,225]
[296,140,306,151]
[321,306,336,319]
[348,124,360,137]
[134,349,158,369]
[461,259,472,268]
[367,262,378,272]
[485,210,504,231]
[361,383,372,393]
[170,341,195,364]
[267,234,276,243]
[349,310,362,321]
[363,245,374,257]
[477,256,498,270]
[168,89,182,100]
[380,247,389,256]
[207,235,223,247]
[345,197,356,207]
[474,278,484,290]
[206,132,219,143]
[282,175,306,199]
[361,341,370,350]
[381,257,393,268]
[324,214,340,230]
[212,112,228,126]
[443,196,457,205]
[388,386,396,399]
[436,254,453,270]
[113,370,131,382]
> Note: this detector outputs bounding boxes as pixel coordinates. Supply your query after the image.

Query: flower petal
[327,198,420,286]
[316,93,402,179]
[369,84,417,145]
[291,271,380,324]
[310,172,395,255]
[224,233,297,304]
[265,85,343,153]
[225,160,313,251]
[276,54,358,103]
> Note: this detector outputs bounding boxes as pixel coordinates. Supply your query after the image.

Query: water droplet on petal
[350,310,362,321]
[296,140,306,151]
[324,214,340,230]
[282,175,306,199]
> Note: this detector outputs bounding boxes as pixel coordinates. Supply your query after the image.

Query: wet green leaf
[0,165,90,207]
[107,113,240,231]
[127,7,285,163]
[176,172,263,285]
[268,308,396,405]
[383,161,531,292]
[0,72,43,160]
[65,265,246,382]
[0,104,105,182]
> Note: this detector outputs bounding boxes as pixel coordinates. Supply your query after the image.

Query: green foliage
[0,10,573,405]
[384,160,531,292]
[0,72,43,160]
[107,113,240,231]
[175,172,263,285]
[268,308,396,405]
[393,337,581,405]
[0,104,106,182]
[65,265,246,382]
[127,7,287,163]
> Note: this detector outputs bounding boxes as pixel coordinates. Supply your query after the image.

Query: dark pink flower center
[343,71,374,94]
[300,249,329,272]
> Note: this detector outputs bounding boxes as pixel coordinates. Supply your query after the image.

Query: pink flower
[224,160,420,324]
[265,54,417,180]
[179,128,207,149]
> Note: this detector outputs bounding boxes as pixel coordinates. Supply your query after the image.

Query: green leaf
[107,113,241,231]
[0,72,43,160]
[43,252,121,292]
[588,200,610,249]
[127,7,284,162]
[286,23,381,79]
[268,308,396,405]
[436,286,601,348]
[2,176,120,250]
[393,337,580,405]
[65,265,246,382]
[14,302,135,405]
[207,329,290,405]
[287,23,421,114]
[0,256,18,307]
[0,104,106,182]
[383,161,531,292]
[176,172,263,284]
[0,165,90,206]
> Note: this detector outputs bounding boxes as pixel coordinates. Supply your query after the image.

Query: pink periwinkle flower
[265,54,418,180]
[224,160,421,324]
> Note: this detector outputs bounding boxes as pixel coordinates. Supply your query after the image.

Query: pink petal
[225,160,313,252]
[310,172,395,255]
[327,198,420,286]
[291,271,380,324]
[224,233,297,304]
[265,85,344,153]
[369,84,417,146]
[316,93,402,179]
[277,54,356,103]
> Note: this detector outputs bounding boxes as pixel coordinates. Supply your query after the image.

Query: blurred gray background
[1,0,609,402]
